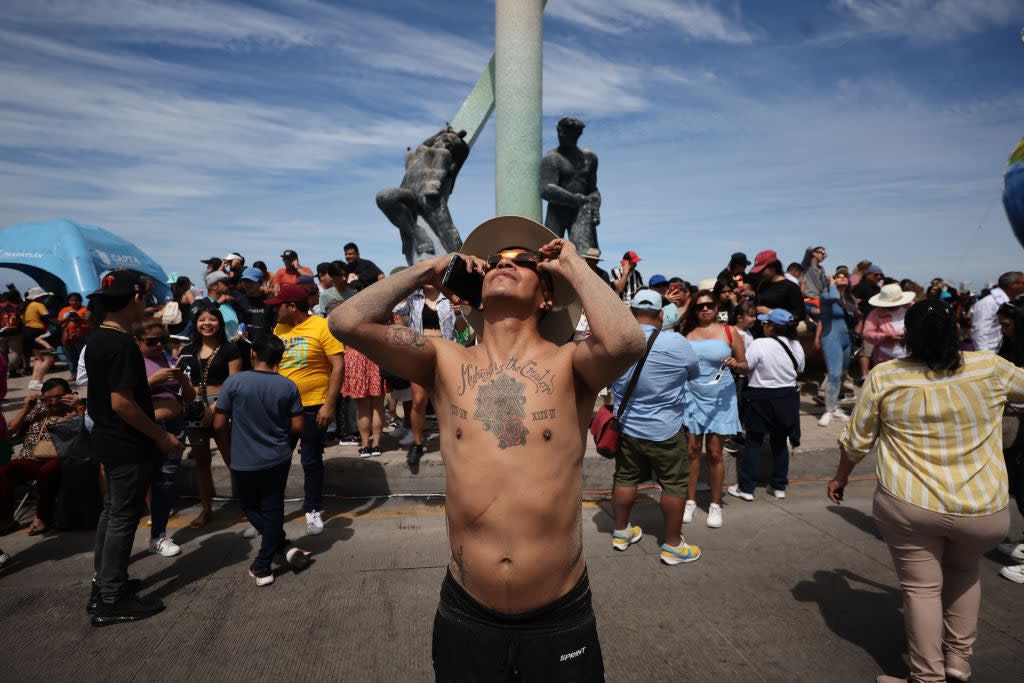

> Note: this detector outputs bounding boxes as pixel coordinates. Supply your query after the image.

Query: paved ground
[2,479,1023,682]
[3,371,1023,681]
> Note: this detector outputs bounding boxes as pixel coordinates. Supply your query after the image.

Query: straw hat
[459,216,582,345]
[869,283,915,308]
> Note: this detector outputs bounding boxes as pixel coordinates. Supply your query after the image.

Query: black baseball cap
[200,256,223,269]
[90,270,149,298]
[729,252,750,267]
[281,250,298,260]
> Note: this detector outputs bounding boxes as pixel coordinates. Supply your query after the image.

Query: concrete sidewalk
[1,480,1022,682]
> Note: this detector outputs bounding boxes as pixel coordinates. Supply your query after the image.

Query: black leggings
[432,569,604,682]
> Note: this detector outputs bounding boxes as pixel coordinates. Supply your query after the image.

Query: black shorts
[432,569,604,683]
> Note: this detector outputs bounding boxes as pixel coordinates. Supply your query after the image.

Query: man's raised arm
[328,255,455,389]
[537,240,645,393]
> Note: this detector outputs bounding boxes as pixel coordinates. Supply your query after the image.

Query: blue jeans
[149,453,181,539]
[233,461,292,571]
[1005,161,1024,248]
[820,323,852,412]
[299,405,327,513]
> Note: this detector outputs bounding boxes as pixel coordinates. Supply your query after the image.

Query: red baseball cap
[264,284,308,305]
[622,250,642,264]
[749,249,778,274]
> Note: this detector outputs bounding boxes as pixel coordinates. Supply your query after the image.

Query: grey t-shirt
[216,370,302,471]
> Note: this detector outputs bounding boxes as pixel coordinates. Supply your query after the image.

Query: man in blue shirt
[609,289,702,566]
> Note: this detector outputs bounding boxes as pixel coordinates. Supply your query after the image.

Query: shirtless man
[329,216,644,681]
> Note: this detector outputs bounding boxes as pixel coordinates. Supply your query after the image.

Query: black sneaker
[370,443,383,457]
[358,446,373,459]
[90,594,165,627]
[87,578,147,614]
[406,443,425,467]
[249,566,275,587]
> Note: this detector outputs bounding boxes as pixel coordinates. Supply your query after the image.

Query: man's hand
[59,394,80,410]
[619,258,633,274]
[537,238,581,278]
[827,476,847,504]
[23,395,38,410]
[157,432,185,457]
[316,404,333,430]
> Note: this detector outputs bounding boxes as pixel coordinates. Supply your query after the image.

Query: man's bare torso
[431,338,593,614]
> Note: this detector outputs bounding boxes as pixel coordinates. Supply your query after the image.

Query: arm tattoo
[386,326,427,350]
[473,375,529,449]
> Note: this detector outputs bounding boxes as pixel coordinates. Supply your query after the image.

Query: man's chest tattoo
[472,374,529,449]
[457,357,555,397]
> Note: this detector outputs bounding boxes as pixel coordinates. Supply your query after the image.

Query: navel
[455,428,462,439]
[500,557,512,565]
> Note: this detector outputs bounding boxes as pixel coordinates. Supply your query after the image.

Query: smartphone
[173,354,193,369]
[668,283,680,294]
[442,255,484,309]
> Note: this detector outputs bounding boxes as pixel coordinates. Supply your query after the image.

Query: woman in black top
[753,259,804,330]
[179,305,241,528]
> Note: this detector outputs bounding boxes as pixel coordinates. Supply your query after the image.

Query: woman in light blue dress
[681,289,745,529]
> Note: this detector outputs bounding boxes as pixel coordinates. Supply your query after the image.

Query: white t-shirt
[746,337,806,388]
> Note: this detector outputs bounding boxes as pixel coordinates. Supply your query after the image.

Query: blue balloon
[1005,138,1024,249]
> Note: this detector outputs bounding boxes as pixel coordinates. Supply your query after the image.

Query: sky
[1,0,1023,295]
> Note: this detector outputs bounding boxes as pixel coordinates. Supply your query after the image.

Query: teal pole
[494,0,543,221]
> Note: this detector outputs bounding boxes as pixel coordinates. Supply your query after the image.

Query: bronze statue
[541,116,601,251]
[377,126,470,265]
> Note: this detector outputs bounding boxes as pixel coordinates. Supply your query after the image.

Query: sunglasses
[42,393,70,403]
[141,336,170,347]
[486,249,542,270]
[695,301,716,311]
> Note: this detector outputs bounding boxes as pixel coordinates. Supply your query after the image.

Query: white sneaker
[285,546,312,569]
[242,524,259,539]
[996,542,1024,562]
[817,411,833,427]
[831,408,850,422]
[0,550,10,568]
[999,564,1024,583]
[682,499,697,524]
[766,486,786,499]
[149,535,181,557]
[27,380,43,391]
[727,484,754,502]
[706,503,723,528]
[399,430,415,447]
[305,510,324,536]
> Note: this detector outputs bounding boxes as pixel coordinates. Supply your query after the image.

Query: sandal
[28,523,47,536]
[189,511,211,529]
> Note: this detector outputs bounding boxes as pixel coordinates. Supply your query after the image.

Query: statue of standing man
[541,116,601,252]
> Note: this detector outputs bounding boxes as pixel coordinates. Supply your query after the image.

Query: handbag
[47,415,94,465]
[590,329,660,458]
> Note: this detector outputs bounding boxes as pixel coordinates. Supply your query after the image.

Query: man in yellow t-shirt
[268,284,344,535]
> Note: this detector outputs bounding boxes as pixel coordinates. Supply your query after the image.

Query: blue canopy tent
[0,219,170,302]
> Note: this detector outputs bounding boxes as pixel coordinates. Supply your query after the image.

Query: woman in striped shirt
[829,299,1024,683]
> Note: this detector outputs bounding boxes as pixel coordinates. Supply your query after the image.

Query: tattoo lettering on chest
[531,409,556,421]
[473,374,529,449]
[457,357,555,397]
[449,403,467,419]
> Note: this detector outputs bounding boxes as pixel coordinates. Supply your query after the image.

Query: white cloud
[835,0,1019,42]
[546,0,755,44]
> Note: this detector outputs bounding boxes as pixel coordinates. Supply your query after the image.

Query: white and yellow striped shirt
[839,352,1024,516]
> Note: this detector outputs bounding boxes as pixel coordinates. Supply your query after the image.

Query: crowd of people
[0,232,1022,683]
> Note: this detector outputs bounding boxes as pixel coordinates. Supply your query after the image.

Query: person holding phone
[133,319,195,558]
[330,217,644,681]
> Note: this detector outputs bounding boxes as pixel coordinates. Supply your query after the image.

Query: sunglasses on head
[141,336,170,347]
[695,301,716,311]
[486,249,542,270]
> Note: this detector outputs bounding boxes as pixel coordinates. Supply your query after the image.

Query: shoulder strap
[772,337,799,374]
[617,329,660,419]
[724,324,733,345]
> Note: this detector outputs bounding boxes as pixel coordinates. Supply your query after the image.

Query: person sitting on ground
[0,377,86,535]
[609,289,701,565]
[343,242,385,293]
[329,217,644,681]
[214,334,312,586]
[829,300,1024,683]
[726,309,805,502]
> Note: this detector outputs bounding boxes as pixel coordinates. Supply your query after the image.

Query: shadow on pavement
[827,504,882,540]
[791,568,905,675]
[0,528,95,580]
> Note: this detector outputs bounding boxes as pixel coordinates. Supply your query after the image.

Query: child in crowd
[213,335,311,586]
